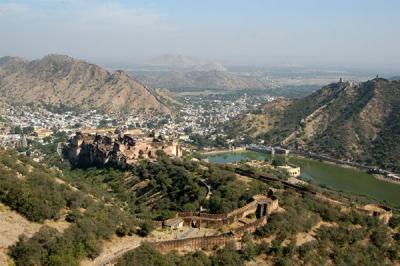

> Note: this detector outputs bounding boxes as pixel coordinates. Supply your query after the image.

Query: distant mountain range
[129,54,273,91]
[130,54,370,92]
[0,55,172,114]
[133,70,270,91]
[227,78,400,171]
[143,54,227,72]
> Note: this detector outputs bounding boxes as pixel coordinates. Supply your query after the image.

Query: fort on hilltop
[64,130,182,168]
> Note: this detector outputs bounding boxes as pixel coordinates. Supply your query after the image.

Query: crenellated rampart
[151,193,278,253]
[153,235,240,252]
[176,193,277,228]
[153,216,268,252]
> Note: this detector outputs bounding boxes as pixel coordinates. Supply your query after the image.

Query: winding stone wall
[154,216,268,252]
[176,194,277,229]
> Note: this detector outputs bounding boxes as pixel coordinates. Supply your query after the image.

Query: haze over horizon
[1,0,399,71]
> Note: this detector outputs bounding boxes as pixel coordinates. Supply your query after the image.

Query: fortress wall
[233,216,267,236]
[177,212,227,219]
[154,235,240,252]
[176,194,271,228]
[267,199,279,215]
[180,217,225,228]
[131,194,279,255]
[154,216,268,252]
[227,200,258,218]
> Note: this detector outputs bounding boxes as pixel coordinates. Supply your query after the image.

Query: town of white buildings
[0,93,276,150]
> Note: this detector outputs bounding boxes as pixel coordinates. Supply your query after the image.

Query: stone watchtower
[256,200,269,218]
[172,139,182,157]
[20,134,28,148]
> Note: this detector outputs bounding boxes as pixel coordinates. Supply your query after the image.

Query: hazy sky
[0,0,399,69]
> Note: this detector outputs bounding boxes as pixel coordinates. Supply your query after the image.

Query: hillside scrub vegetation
[59,154,268,219]
[2,148,399,265]
[0,150,140,265]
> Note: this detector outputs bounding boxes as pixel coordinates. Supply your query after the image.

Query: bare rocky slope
[0,55,172,114]
[228,78,400,171]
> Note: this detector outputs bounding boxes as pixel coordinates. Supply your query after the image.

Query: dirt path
[80,226,219,266]
[80,230,183,266]
[0,203,72,266]
[295,221,335,246]
[0,204,42,265]
[80,235,144,266]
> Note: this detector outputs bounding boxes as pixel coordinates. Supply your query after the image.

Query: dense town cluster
[177,93,276,136]
[0,92,276,152]
[2,106,109,129]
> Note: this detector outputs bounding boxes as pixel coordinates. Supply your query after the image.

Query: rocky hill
[0,55,172,114]
[228,78,400,171]
[133,70,270,90]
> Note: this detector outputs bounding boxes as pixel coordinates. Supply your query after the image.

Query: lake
[207,151,400,207]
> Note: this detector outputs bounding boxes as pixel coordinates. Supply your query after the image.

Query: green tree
[241,234,257,261]
[212,243,243,266]
[11,126,23,134]
[138,220,155,237]
[272,157,286,167]
[117,242,169,266]
[22,126,34,135]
